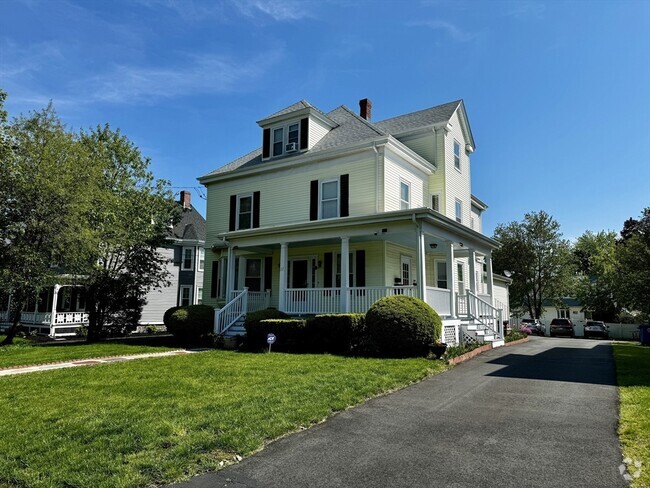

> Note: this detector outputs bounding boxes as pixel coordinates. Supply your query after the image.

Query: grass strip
[0,350,446,487]
[613,342,650,487]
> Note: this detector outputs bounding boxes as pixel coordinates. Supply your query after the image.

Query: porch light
[429,243,438,249]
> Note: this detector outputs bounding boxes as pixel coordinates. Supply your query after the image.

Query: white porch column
[226,246,236,301]
[445,242,456,318]
[416,228,426,300]
[486,253,494,305]
[50,284,61,336]
[340,237,350,313]
[238,257,247,292]
[279,243,288,312]
[468,248,477,295]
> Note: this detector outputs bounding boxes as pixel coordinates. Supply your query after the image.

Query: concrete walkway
[0,349,204,376]
[175,338,626,488]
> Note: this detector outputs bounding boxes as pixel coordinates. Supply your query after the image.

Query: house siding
[444,111,472,227]
[399,133,436,166]
[471,206,482,232]
[141,246,178,324]
[383,148,428,211]
[308,117,331,149]
[385,242,416,286]
[205,151,378,239]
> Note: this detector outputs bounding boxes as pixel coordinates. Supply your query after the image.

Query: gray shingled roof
[203,99,461,178]
[171,204,206,242]
[374,100,461,134]
[260,100,312,121]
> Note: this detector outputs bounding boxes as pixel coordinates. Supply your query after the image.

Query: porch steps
[223,318,246,338]
[460,320,504,348]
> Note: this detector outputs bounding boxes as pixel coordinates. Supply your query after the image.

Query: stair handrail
[466,290,503,338]
[215,288,248,335]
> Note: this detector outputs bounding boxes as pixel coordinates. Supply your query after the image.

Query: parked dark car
[550,318,575,337]
[520,319,545,336]
[583,321,609,339]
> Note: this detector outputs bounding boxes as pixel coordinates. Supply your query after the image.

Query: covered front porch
[210,209,505,343]
[0,285,89,337]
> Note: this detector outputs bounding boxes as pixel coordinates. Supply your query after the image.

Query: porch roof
[214,208,500,252]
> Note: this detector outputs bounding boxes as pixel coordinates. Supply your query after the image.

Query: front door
[289,259,310,288]
[400,256,411,286]
[457,262,465,295]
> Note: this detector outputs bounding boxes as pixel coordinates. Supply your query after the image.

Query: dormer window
[273,128,284,157]
[288,123,299,146]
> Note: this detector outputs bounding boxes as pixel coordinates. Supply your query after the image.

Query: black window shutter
[300,118,308,150]
[355,250,366,287]
[262,128,270,158]
[211,260,219,298]
[264,256,272,291]
[229,195,237,231]
[310,180,319,221]
[340,174,349,217]
[324,252,333,287]
[253,191,260,228]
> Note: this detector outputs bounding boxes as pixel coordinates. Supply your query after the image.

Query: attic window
[273,128,283,157]
[454,140,461,171]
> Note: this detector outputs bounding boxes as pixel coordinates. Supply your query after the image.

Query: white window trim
[453,139,461,172]
[179,285,192,306]
[456,261,465,294]
[181,247,194,271]
[319,177,340,220]
[198,247,205,272]
[430,193,441,212]
[236,193,254,230]
[196,286,203,305]
[400,255,412,286]
[244,257,264,292]
[399,179,411,210]
[455,198,462,224]
[269,121,301,158]
[434,259,447,289]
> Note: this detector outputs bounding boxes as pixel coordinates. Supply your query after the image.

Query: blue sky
[1,0,649,240]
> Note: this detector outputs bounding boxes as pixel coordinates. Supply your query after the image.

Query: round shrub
[365,295,442,357]
[164,304,214,344]
[243,308,289,351]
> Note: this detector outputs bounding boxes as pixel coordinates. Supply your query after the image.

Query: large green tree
[616,207,650,318]
[492,210,574,320]
[572,230,619,321]
[79,125,179,341]
[0,96,94,344]
[0,93,179,343]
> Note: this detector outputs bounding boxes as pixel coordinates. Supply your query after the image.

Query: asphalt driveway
[175,337,626,488]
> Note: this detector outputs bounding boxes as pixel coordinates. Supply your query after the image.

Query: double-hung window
[182,247,194,270]
[436,261,447,289]
[273,128,284,157]
[180,285,192,306]
[455,199,462,224]
[431,194,440,212]
[198,248,205,271]
[321,179,339,219]
[400,180,410,210]
[237,194,253,230]
[335,253,355,287]
[244,258,262,292]
[288,123,299,146]
[454,140,461,171]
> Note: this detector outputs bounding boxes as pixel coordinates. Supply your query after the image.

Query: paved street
[176,338,626,488]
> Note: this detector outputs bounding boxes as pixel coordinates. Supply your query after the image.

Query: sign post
[266,333,276,353]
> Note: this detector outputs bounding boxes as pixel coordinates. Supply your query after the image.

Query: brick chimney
[359,98,372,121]
[180,191,191,209]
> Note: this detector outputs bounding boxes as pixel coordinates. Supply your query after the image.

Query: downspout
[373,142,380,213]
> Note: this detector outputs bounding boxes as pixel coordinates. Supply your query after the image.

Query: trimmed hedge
[365,295,442,357]
[164,304,214,344]
[250,319,307,352]
[307,314,366,354]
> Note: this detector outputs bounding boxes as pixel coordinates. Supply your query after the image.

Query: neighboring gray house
[0,191,206,336]
[141,191,206,325]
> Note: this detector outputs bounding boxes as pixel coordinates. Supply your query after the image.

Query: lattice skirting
[461,331,478,344]
[443,325,458,346]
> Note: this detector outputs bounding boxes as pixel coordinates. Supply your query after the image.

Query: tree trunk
[1,302,24,346]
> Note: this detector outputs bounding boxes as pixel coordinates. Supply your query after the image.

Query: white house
[199,99,508,346]
[0,191,206,337]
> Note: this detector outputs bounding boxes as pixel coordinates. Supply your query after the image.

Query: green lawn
[614,342,650,487]
[0,335,177,368]
[0,350,446,487]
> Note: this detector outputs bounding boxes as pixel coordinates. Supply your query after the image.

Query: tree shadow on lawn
[484,343,620,386]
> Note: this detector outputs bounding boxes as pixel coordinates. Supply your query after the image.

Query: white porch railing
[230,290,270,313]
[425,287,452,317]
[215,288,248,335]
[20,312,50,325]
[456,294,468,316]
[284,286,417,315]
[53,312,88,324]
[462,291,503,338]
[285,288,341,314]
[348,286,416,313]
